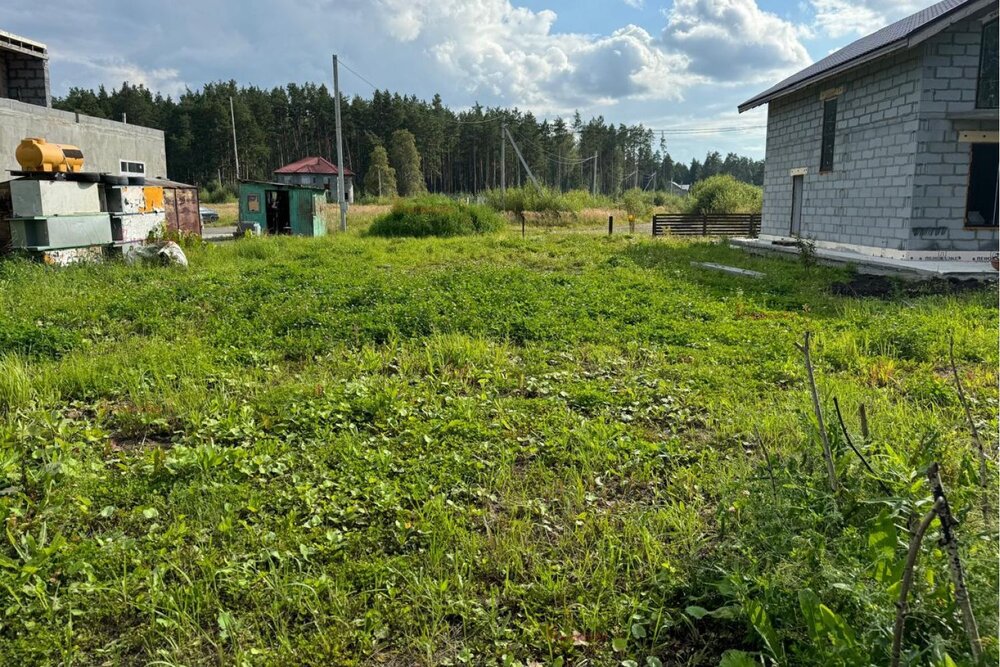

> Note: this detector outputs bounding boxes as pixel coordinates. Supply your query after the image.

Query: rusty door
[164,187,203,238]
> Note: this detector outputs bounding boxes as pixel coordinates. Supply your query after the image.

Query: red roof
[274,156,354,177]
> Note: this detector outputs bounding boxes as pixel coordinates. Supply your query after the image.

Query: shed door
[790,175,804,236]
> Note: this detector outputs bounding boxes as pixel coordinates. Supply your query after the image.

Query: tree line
[54,81,764,195]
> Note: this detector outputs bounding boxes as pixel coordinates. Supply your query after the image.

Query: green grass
[369,196,505,237]
[0,230,996,666]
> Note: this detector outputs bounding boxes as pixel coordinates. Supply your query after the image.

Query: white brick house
[740,0,998,262]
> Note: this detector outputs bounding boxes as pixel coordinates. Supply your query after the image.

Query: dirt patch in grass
[830,274,992,298]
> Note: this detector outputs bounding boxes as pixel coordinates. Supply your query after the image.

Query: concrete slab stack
[7,178,111,252]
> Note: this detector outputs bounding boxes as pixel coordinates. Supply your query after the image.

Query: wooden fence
[652,213,761,238]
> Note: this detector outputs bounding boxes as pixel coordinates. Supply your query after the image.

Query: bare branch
[948,332,991,525]
[927,463,982,660]
[833,397,893,497]
[858,403,869,440]
[753,425,777,500]
[891,497,944,667]
[798,331,838,494]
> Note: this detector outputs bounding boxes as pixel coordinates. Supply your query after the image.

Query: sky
[5,0,930,162]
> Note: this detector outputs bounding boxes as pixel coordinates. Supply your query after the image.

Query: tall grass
[368,194,505,237]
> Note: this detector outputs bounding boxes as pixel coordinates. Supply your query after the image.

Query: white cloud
[623,0,645,8]
[49,50,188,98]
[810,0,926,37]
[374,0,690,112]
[663,0,812,83]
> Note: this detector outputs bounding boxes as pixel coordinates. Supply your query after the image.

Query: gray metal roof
[738,0,985,112]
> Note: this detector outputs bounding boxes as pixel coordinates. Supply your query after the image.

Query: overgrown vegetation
[0,231,995,665]
[685,174,763,214]
[368,195,504,237]
[198,179,238,204]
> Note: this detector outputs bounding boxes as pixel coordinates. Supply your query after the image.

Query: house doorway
[265,190,291,235]
[966,143,998,227]
[790,175,804,236]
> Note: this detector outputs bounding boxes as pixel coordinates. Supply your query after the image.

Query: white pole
[333,55,348,232]
[229,96,240,182]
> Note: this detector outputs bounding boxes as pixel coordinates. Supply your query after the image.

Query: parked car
[199,206,219,223]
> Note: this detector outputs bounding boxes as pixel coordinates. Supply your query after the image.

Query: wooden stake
[926,463,982,660]
[948,332,991,525]
[891,498,943,667]
[795,332,838,494]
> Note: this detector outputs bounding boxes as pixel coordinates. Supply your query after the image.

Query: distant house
[739,0,998,262]
[273,157,354,204]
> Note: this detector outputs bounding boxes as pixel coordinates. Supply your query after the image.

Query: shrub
[685,174,762,214]
[621,188,653,220]
[484,186,581,216]
[652,191,687,212]
[199,180,238,204]
[368,195,505,237]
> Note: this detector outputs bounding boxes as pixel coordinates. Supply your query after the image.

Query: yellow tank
[15,137,85,173]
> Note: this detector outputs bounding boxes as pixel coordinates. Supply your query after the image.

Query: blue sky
[5,0,928,162]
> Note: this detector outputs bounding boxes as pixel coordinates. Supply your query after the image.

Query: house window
[977,19,998,109]
[119,160,145,176]
[820,99,837,173]
[966,143,998,227]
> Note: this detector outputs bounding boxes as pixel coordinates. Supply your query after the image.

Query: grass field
[0,227,996,665]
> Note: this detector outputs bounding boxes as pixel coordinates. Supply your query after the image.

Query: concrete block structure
[740,0,998,262]
[0,30,166,180]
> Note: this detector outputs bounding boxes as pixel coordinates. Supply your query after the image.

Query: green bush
[563,189,615,210]
[484,186,581,215]
[199,180,237,204]
[652,191,687,212]
[685,174,762,214]
[621,188,653,220]
[368,195,505,237]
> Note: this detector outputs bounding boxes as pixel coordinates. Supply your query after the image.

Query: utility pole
[332,55,348,232]
[503,126,540,189]
[592,152,598,195]
[500,124,506,206]
[229,96,240,182]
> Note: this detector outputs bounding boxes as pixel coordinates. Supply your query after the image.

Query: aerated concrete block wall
[0,99,166,181]
[910,13,998,253]
[1,51,49,107]
[760,50,922,251]
[760,7,998,257]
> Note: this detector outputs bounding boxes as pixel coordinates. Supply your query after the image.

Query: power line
[337,58,379,92]
[648,125,766,134]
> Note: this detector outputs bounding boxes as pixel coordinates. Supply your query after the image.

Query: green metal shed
[238,181,328,237]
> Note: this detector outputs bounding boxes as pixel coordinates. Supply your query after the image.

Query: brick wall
[910,14,998,253]
[760,7,998,257]
[761,50,922,250]
[2,51,49,107]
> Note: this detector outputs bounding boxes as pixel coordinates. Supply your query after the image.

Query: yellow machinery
[15,137,85,173]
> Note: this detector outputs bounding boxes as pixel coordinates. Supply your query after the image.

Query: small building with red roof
[273,156,354,203]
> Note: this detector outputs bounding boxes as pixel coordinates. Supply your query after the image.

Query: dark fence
[652,213,761,238]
